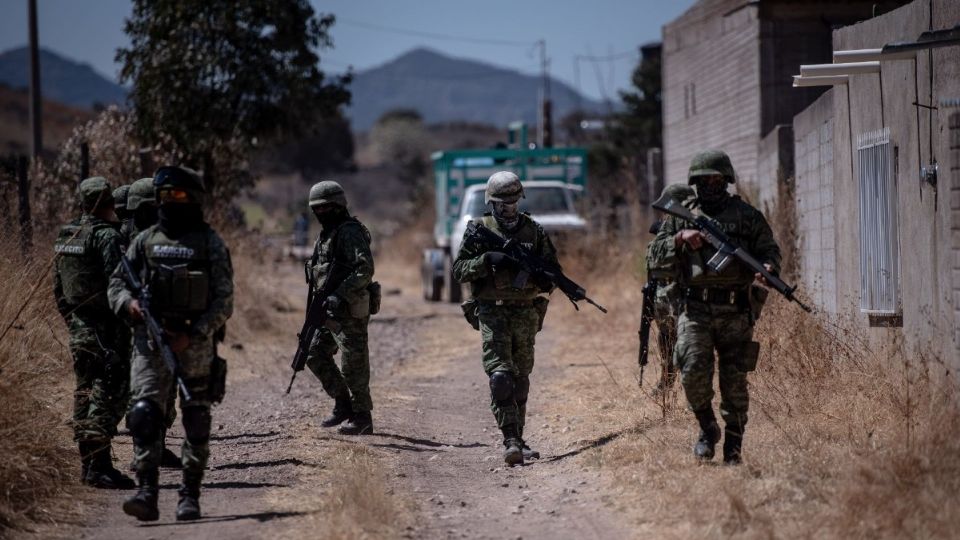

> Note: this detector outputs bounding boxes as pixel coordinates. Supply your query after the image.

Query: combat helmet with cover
[309,181,348,208]
[78,176,114,212]
[687,150,736,184]
[661,183,695,203]
[126,178,155,211]
[484,171,524,204]
[153,166,205,204]
[113,184,131,212]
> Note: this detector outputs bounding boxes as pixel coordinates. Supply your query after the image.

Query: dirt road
[41,263,635,540]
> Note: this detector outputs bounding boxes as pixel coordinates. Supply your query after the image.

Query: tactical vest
[309,218,372,288]
[54,218,115,310]
[140,226,212,320]
[682,197,754,288]
[470,214,543,301]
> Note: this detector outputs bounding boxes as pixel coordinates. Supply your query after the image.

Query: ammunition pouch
[209,354,227,404]
[348,289,370,318]
[533,296,549,332]
[151,263,208,314]
[367,281,382,315]
[461,298,480,331]
[749,285,769,323]
[737,341,761,372]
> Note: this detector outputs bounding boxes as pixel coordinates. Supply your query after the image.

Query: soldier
[453,171,557,466]
[645,184,695,396]
[109,166,233,521]
[303,181,376,436]
[53,177,135,489]
[123,177,182,470]
[650,150,781,465]
[113,184,132,248]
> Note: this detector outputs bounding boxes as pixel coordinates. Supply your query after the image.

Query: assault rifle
[652,193,812,313]
[285,261,346,394]
[637,279,657,385]
[119,255,192,401]
[464,221,607,313]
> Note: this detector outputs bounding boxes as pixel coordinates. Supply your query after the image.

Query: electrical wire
[337,17,533,47]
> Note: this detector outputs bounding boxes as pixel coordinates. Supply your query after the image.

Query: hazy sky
[0,0,696,101]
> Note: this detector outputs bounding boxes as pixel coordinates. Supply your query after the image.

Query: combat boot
[86,442,135,489]
[321,396,353,428]
[521,441,540,460]
[122,469,159,522]
[338,411,373,435]
[501,425,524,466]
[176,471,203,521]
[693,408,721,461]
[78,441,95,484]
[723,423,744,465]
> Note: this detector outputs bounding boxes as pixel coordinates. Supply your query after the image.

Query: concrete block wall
[793,91,836,314]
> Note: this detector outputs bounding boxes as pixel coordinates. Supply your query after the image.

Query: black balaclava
[694,178,730,212]
[158,204,204,237]
[492,201,521,230]
[314,205,348,231]
[133,205,158,231]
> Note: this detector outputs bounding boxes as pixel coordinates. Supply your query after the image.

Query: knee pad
[514,376,530,405]
[489,371,515,403]
[182,406,212,446]
[126,399,163,447]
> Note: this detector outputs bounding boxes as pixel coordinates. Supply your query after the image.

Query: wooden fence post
[17,156,32,256]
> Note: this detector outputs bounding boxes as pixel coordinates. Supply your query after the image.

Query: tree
[609,43,661,156]
[116,0,351,201]
[369,109,430,191]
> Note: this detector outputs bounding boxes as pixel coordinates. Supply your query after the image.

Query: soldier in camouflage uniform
[650,150,780,464]
[114,184,132,249]
[109,166,233,521]
[53,177,135,489]
[645,184,695,396]
[453,171,558,466]
[304,181,377,436]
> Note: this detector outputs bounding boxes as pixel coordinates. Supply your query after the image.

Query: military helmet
[484,171,524,204]
[153,166,205,204]
[308,181,348,208]
[126,178,156,211]
[661,183,695,203]
[688,149,736,184]
[113,184,131,210]
[78,176,113,212]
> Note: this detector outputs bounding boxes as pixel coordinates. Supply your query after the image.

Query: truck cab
[421,123,589,302]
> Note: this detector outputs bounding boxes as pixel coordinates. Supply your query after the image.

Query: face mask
[695,179,729,209]
[493,201,520,229]
[133,205,158,231]
[313,205,346,230]
[158,204,204,236]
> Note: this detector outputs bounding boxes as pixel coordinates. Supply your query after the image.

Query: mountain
[347,48,604,131]
[0,47,126,109]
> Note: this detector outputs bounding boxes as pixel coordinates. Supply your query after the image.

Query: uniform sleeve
[53,264,71,318]
[96,228,123,281]
[535,226,559,293]
[108,236,143,320]
[452,223,490,283]
[332,225,374,304]
[191,232,234,338]
[649,216,682,268]
[748,209,782,274]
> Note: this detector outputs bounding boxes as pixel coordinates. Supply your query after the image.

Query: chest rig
[140,227,211,320]
[472,214,541,299]
[684,198,752,288]
[309,218,371,288]
[54,217,114,308]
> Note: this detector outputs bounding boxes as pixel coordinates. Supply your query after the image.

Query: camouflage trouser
[653,288,680,384]
[478,304,538,430]
[673,301,753,428]
[68,313,130,443]
[129,329,214,475]
[306,316,373,413]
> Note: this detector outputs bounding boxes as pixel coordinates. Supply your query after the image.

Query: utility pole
[27,0,42,159]
[535,39,553,149]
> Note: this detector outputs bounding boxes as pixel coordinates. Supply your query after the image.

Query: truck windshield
[463,186,571,218]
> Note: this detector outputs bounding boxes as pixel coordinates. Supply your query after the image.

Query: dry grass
[0,235,85,535]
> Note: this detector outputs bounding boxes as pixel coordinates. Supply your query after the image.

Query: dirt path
[39,264,634,540]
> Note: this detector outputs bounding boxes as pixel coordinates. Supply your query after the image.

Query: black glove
[325,294,342,312]
[485,251,517,269]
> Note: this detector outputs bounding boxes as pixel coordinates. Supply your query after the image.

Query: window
[856,127,900,316]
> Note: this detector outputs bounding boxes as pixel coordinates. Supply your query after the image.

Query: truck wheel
[422,249,443,302]
[444,252,462,303]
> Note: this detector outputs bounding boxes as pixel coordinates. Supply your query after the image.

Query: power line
[337,17,534,47]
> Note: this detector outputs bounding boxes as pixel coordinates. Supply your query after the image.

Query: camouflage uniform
[53,177,133,488]
[453,204,557,464]
[109,166,232,522]
[650,150,781,463]
[305,217,375,415]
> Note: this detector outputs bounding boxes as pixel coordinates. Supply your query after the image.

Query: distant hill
[348,48,604,131]
[0,83,94,157]
[0,46,126,109]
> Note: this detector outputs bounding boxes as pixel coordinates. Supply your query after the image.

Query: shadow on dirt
[541,424,650,463]
[158,481,290,490]
[316,431,488,451]
[211,457,324,471]
[136,509,312,527]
